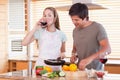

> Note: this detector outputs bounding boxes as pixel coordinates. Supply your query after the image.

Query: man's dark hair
[69,3,89,20]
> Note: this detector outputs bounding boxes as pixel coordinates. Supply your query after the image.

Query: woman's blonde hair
[43,7,60,30]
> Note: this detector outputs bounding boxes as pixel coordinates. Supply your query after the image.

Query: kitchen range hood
[55,0,106,10]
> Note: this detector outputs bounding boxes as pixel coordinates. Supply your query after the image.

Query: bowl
[95,71,108,78]
[44,59,65,66]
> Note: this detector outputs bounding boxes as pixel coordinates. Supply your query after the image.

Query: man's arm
[78,38,111,70]
[70,44,77,63]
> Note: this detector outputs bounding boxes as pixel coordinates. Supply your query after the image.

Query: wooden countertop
[0,70,96,80]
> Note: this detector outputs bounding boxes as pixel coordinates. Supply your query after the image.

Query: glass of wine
[99,52,108,70]
[40,18,47,28]
[40,22,47,26]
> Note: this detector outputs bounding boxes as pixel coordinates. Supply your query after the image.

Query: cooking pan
[44,59,65,66]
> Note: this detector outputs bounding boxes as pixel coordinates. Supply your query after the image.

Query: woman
[22,7,67,71]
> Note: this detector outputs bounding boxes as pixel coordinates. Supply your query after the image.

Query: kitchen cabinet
[8,60,35,72]
[105,64,120,74]
[104,59,120,74]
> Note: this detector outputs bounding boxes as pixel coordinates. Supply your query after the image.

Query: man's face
[70,15,85,28]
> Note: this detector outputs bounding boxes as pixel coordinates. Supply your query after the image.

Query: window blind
[90,0,120,58]
[31,0,120,58]
[8,0,25,31]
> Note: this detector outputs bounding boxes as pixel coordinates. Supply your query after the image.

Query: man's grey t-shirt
[73,21,108,70]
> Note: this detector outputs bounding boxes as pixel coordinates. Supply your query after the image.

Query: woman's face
[43,9,55,26]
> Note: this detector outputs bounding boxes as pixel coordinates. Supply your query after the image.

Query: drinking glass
[40,18,47,27]
[40,22,47,26]
[99,52,108,71]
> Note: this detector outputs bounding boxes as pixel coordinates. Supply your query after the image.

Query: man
[69,3,111,70]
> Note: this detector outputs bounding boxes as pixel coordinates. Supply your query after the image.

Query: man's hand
[78,57,93,70]
[70,55,77,63]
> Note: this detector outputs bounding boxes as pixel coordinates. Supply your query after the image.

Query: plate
[44,59,65,66]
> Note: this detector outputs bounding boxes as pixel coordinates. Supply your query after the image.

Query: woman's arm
[22,20,42,46]
[60,42,66,58]
[22,28,36,46]
[61,42,66,53]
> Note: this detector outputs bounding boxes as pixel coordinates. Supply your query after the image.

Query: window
[90,0,120,58]
[8,0,25,31]
[8,0,26,58]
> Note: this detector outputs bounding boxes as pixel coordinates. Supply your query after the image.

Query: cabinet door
[9,60,35,71]
[105,64,120,74]
[16,61,35,71]
[16,61,28,70]
[9,61,17,71]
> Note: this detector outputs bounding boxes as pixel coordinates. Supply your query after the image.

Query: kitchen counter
[0,70,97,80]
[1,70,120,80]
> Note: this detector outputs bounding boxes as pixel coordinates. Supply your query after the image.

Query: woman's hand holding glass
[34,18,47,30]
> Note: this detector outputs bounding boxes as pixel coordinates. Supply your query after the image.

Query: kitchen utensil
[44,59,65,66]
[57,57,61,61]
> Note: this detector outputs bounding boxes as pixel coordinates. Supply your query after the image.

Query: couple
[22,3,111,71]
